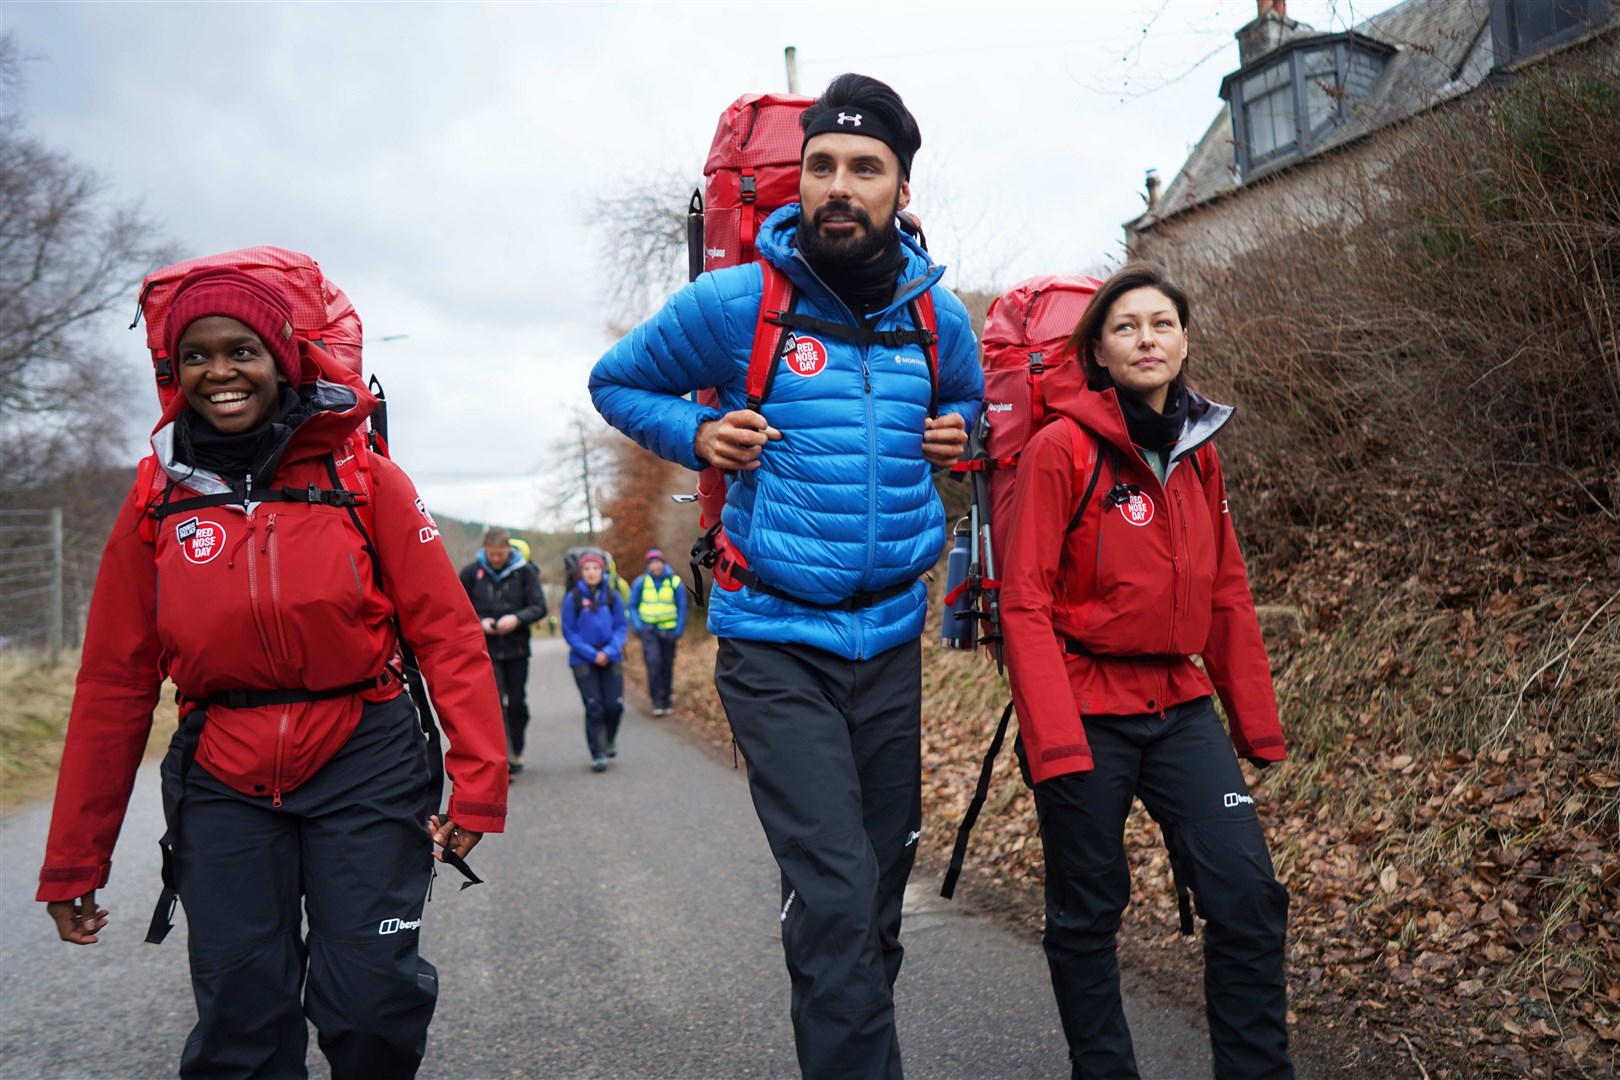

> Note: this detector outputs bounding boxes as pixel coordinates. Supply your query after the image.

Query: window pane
[1247,85,1296,159]
[1243,62,1288,101]
[1511,0,1598,50]
[1302,49,1339,133]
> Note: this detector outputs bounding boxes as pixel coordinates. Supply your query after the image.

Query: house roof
[1142,0,1497,226]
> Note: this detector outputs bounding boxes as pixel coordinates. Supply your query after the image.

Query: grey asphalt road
[1,638,1212,1078]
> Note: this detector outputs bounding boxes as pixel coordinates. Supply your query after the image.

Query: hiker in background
[999,261,1292,1079]
[590,73,982,1077]
[460,526,548,778]
[628,548,686,716]
[36,266,506,1079]
[560,552,627,772]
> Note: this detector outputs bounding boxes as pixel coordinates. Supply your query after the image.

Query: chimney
[1237,0,1306,66]
[1145,169,1161,211]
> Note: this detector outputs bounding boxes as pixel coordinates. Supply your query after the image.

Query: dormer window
[1221,33,1396,177]
[1490,0,1611,65]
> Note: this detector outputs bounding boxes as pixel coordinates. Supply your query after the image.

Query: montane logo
[1223,792,1254,809]
[780,890,797,922]
[378,917,423,935]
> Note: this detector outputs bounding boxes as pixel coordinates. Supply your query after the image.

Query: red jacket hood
[1056,384,1235,468]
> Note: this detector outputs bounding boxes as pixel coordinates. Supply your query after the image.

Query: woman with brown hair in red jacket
[35,267,508,1079]
[999,261,1293,1079]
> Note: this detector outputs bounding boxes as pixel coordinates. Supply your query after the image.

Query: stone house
[1126,0,1620,269]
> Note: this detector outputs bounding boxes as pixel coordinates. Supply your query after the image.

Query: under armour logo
[836,112,863,127]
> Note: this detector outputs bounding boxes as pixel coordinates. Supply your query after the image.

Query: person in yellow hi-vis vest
[627,549,687,716]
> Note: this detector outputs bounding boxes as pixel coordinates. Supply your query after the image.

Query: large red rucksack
[132,246,365,415]
[942,275,1103,661]
[681,93,940,606]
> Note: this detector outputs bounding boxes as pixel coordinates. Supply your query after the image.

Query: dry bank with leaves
[629,54,1620,1080]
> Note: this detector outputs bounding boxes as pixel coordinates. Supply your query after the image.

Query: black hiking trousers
[490,654,532,760]
[162,693,438,1080]
[1020,696,1293,1080]
[715,637,923,1080]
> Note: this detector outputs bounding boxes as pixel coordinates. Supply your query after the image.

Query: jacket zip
[271,707,290,807]
[266,514,291,661]
[858,356,879,660]
[1174,489,1192,629]
[243,517,277,667]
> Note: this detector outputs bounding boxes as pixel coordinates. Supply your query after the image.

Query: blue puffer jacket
[561,581,628,668]
[590,205,983,660]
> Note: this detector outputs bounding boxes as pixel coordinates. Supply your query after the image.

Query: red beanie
[163,267,302,386]
[578,553,606,570]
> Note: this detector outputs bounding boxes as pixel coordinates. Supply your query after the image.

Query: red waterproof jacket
[37,359,507,903]
[1000,386,1285,785]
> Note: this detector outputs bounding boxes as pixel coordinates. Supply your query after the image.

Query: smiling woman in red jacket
[36,267,507,1080]
[999,262,1293,1080]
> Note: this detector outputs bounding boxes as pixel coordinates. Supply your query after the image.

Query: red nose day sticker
[175,516,227,563]
[784,334,829,378]
[1121,492,1156,527]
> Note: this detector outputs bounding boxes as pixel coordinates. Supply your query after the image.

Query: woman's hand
[46,890,108,945]
[594,650,609,667]
[494,614,520,635]
[428,815,482,862]
[480,617,497,636]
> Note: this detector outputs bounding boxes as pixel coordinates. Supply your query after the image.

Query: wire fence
[0,508,103,661]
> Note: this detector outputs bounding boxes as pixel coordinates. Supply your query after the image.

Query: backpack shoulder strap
[1060,417,1107,535]
[907,287,940,419]
[136,454,166,544]
[324,436,381,588]
[747,261,797,412]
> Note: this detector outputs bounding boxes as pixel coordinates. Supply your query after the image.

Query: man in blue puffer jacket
[591,73,982,1079]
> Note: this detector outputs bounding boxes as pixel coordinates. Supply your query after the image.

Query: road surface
[0,639,1211,1078]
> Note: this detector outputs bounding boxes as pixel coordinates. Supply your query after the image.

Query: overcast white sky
[5,0,1395,526]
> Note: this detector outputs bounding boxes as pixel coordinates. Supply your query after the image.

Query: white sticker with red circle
[175,517,227,563]
[1121,492,1156,527]
[783,334,829,378]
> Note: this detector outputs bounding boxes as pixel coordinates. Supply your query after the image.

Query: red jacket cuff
[36,861,111,902]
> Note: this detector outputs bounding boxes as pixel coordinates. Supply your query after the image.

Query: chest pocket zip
[266,514,291,661]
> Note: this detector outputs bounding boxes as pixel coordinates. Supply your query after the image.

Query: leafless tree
[590,168,693,331]
[543,405,619,539]
[0,33,171,491]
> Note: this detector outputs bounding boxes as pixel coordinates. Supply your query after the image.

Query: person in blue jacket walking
[559,552,627,772]
[627,548,687,716]
[590,73,982,1078]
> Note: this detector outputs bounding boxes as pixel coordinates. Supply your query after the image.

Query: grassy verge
[0,649,174,814]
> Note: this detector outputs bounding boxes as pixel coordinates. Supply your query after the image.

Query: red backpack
[132,246,365,415]
[681,93,940,604]
[943,275,1103,661]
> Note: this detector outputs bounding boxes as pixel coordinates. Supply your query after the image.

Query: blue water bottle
[941,521,975,650]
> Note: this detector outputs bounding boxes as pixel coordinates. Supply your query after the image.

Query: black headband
[802,108,913,177]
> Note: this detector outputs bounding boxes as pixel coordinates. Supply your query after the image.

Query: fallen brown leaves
[665,465,1618,1078]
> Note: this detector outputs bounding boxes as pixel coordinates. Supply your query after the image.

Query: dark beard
[798,198,901,271]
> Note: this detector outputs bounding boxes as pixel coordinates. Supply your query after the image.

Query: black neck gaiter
[176,386,306,481]
[1117,387,1189,452]
[802,230,905,320]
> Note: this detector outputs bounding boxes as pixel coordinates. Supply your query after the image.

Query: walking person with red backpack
[591,74,982,1078]
[36,265,508,1079]
[998,262,1293,1079]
